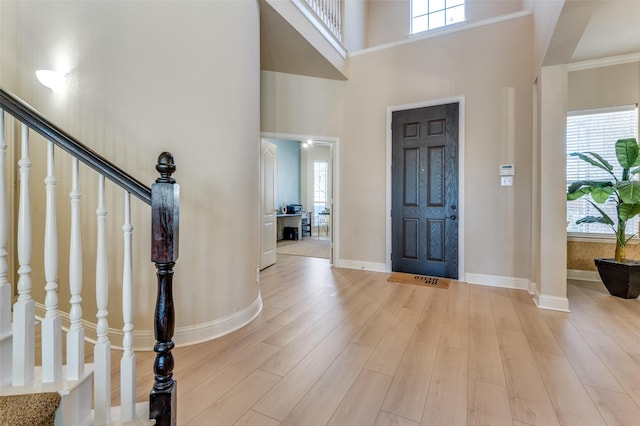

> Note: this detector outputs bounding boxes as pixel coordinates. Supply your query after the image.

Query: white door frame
[260,131,340,265]
[386,96,466,279]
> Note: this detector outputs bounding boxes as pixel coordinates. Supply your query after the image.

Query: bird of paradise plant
[567,138,640,262]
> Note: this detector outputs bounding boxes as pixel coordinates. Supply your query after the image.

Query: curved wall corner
[8,0,262,348]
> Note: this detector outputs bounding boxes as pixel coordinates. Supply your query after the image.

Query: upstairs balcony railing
[304,0,342,42]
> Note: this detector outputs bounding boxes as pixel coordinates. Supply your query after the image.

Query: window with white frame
[566,105,639,236]
[411,0,465,34]
[313,161,328,220]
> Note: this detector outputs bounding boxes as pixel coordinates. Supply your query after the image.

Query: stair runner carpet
[0,392,61,426]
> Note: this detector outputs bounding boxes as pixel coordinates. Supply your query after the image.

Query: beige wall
[567,62,640,271]
[366,0,523,48]
[568,62,640,111]
[261,71,346,135]
[522,0,564,70]
[262,14,534,281]
[2,1,261,347]
[0,1,17,87]
[0,1,18,290]
[536,64,568,307]
[343,0,368,52]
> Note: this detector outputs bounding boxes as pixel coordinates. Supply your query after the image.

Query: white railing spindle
[42,141,62,383]
[0,89,173,424]
[336,0,342,35]
[94,175,111,425]
[67,157,84,380]
[13,124,34,386]
[0,109,11,386]
[121,191,136,421]
[304,0,342,41]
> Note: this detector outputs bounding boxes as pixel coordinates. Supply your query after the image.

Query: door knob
[449,215,457,220]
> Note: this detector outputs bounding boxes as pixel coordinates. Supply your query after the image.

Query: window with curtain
[566,105,639,236]
[410,0,465,34]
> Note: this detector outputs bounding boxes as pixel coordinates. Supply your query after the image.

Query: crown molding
[568,52,640,72]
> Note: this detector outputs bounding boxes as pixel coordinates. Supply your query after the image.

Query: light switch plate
[501,176,513,186]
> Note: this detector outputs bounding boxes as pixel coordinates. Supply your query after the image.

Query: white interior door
[260,140,277,269]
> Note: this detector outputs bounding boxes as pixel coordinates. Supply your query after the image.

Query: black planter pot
[595,258,640,299]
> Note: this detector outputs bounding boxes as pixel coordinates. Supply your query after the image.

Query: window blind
[566,105,639,235]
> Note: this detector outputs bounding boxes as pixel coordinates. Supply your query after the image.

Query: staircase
[0,88,179,425]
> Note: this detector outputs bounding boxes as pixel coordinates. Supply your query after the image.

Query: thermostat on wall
[499,164,515,176]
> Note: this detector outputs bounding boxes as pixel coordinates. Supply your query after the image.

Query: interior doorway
[260,139,278,269]
[260,133,338,266]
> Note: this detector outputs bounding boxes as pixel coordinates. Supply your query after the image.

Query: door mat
[387,272,450,289]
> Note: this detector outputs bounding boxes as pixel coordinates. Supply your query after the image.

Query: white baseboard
[567,269,601,282]
[535,293,570,312]
[36,302,156,351]
[464,273,530,290]
[172,295,262,348]
[36,293,263,351]
[334,258,388,273]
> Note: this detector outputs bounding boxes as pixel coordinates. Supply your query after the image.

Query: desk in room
[276,213,303,240]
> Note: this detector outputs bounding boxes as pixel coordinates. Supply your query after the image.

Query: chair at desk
[317,209,330,238]
[301,211,312,238]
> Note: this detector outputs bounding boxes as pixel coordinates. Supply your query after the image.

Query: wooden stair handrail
[0,88,151,204]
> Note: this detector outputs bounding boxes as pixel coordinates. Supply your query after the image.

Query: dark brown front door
[391,103,459,279]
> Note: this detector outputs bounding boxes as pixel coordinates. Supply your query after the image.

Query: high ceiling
[547,0,640,65]
[571,0,640,62]
[260,0,640,78]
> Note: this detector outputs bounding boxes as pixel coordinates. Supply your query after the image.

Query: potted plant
[567,137,640,298]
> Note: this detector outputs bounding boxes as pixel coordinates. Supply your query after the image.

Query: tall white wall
[2,0,261,347]
[522,0,565,70]
[569,62,640,111]
[0,1,17,292]
[263,14,534,284]
[366,0,523,48]
[0,1,17,87]
[342,0,368,52]
[536,64,569,311]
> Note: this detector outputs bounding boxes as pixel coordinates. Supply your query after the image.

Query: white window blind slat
[566,105,639,235]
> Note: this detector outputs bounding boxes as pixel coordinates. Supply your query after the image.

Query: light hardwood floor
[111,255,640,425]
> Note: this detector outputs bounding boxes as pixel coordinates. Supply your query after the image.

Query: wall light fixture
[35,69,68,93]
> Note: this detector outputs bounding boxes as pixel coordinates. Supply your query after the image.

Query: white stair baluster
[13,123,34,386]
[42,141,62,383]
[0,109,12,386]
[67,157,84,380]
[94,174,111,425]
[121,190,136,421]
[336,0,342,37]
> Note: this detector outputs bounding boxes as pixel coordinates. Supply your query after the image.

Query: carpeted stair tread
[0,392,61,426]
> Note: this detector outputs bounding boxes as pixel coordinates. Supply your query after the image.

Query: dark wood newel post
[149,152,179,426]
